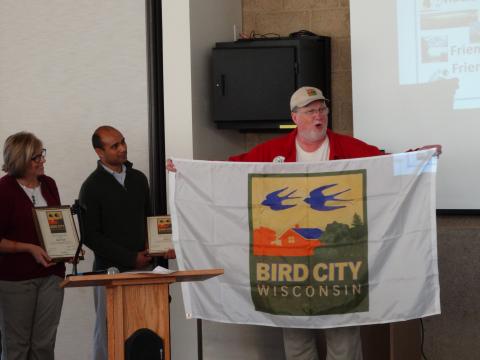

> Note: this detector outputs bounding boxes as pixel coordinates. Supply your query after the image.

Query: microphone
[107,267,120,275]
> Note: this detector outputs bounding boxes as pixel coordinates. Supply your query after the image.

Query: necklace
[18,181,40,206]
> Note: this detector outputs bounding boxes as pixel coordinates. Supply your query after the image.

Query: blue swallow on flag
[261,187,301,211]
[304,184,351,211]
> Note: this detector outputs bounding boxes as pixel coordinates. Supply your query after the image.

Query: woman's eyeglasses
[31,149,47,162]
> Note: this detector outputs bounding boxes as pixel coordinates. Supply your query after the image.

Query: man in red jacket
[228,86,384,164]
[230,86,379,360]
[167,86,440,360]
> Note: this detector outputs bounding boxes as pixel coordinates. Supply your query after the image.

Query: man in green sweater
[79,125,152,360]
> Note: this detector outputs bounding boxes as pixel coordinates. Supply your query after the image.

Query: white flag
[169,150,440,328]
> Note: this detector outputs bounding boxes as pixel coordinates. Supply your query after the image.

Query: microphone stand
[72,235,83,276]
[68,200,118,277]
[71,200,83,276]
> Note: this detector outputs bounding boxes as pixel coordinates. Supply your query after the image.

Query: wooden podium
[361,321,422,359]
[61,269,223,360]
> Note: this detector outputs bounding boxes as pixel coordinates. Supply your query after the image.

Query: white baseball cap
[290,86,327,111]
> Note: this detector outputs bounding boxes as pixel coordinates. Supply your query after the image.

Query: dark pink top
[0,174,65,281]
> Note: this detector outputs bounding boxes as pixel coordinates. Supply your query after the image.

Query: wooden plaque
[32,205,80,261]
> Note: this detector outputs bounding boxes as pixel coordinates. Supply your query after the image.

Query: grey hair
[2,132,43,177]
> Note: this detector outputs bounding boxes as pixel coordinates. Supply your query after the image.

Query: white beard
[298,126,327,143]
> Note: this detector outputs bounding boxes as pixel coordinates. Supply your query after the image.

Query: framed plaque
[32,206,80,262]
[147,215,173,255]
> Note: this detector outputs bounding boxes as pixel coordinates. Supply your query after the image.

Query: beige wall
[0,1,150,359]
[241,1,480,360]
[243,0,352,134]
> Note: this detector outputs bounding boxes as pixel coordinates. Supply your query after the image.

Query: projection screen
[350,0,480,210]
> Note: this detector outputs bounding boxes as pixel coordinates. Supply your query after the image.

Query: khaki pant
[93,286,108,360]
[0,276,64,360]
[283,327,363,360]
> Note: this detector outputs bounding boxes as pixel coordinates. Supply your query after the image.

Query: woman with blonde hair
[0,131,65,360]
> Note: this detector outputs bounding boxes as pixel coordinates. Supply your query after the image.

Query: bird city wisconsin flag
[250,170,368,316]
[169,150,440,329]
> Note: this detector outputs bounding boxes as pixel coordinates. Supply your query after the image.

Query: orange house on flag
[253,226,323,256]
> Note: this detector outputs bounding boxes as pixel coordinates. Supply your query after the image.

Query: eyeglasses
[298,107,329,116]
[31,149,46,162]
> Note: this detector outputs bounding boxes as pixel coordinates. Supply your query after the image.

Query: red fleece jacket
[229,129,383,162]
